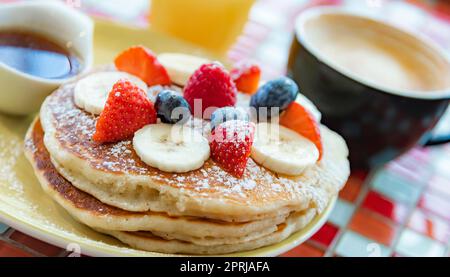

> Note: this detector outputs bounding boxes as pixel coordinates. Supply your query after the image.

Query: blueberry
[210,107,249,130]
[250,77,299,120]
[155,90,191,124]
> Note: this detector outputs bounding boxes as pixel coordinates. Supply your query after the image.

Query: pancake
[26,65,350,254]
[24,119,317,253]
[99,210,316,255]
[39,68,350,222]
[24,119,292,240]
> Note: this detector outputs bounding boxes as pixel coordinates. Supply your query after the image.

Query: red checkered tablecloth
[0,0,449,257]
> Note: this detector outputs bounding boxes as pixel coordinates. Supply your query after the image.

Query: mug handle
[426,134,450,146]
[425,109,450,146]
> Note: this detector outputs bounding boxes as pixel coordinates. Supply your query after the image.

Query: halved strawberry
[279,102,323,160]
[114,46,171,86]
[230,63,261,94]
[93,79,157,143]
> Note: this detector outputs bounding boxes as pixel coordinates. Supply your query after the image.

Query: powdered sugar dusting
[0,132,24,195]
[243,180,256,190]
[271,184,282,192]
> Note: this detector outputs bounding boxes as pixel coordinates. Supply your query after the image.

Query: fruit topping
[230,63,261,94]
[158,53,210,86]
[74,72,147,115]
[155,90,191,124]
[93,79,157,143]
[296,93,321,122]
[279,102,323,160]
[133,124,210,173]
[210,120,255,178]
[210,107,249,131]
[183,63,237,119]
[250,77,299,120]
[251,122,319,175]
[114,46,171,86]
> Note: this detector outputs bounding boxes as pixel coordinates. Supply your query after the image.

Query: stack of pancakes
[24,69,350,255]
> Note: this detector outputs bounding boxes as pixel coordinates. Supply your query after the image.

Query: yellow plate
[0,20,335,257]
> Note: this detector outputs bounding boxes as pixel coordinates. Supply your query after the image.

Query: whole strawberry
[184,63,237,119]
[93,79,157,143]
[210,120,255,178]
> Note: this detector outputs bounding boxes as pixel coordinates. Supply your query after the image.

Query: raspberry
[183,63,237,119]
[93,79,157,143]
[210,120,255,178]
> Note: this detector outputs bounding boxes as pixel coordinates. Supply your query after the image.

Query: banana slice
[158,53,210,86]
[133,124,210,173]
[74,72,147,115]
[251,123,319,176]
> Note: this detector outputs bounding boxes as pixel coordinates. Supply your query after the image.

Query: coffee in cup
[301,13,449,92]
[288,8,450,169]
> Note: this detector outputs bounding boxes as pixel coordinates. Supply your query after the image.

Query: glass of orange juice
[150,0,255,56]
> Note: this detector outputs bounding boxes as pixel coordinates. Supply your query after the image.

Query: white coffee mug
[0,0,93,115]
